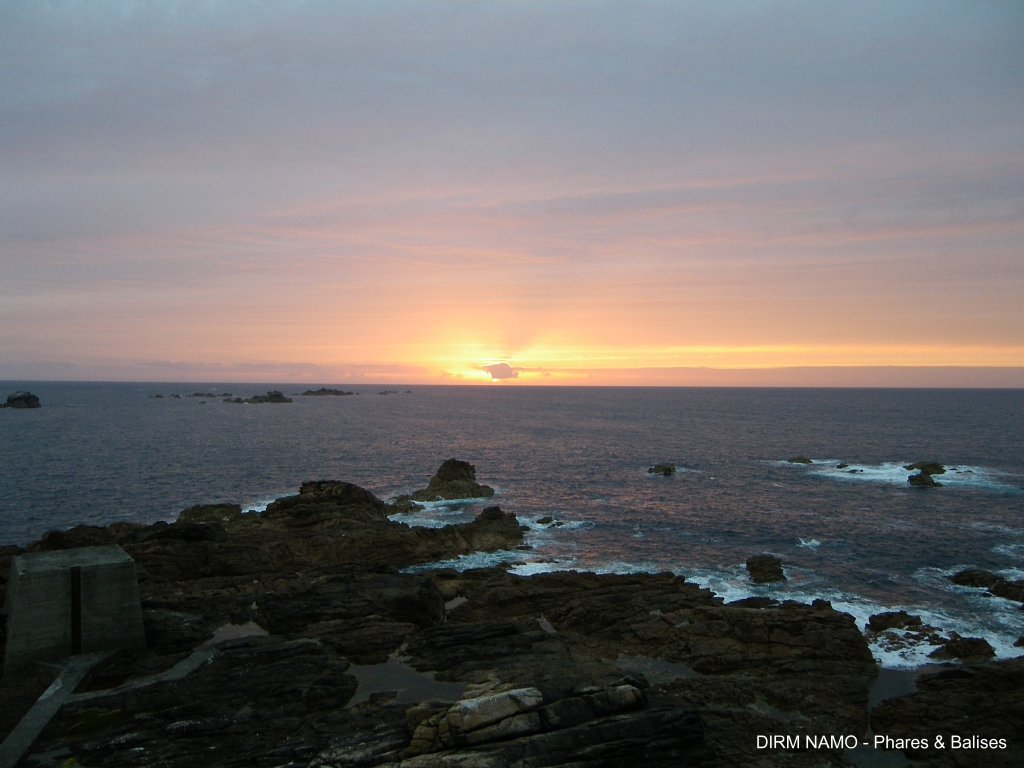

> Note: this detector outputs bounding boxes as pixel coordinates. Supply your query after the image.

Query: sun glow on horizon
[421,340,1024,386]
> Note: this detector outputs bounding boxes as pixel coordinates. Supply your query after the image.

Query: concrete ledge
[4,546,146,674]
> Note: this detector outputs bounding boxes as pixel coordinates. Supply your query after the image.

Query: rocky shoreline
[1,462,1022,767]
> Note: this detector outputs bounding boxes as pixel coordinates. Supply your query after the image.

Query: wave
[993,543,1024,561]
[242,495,283,514]
[779,458,1023,493]
[686,564,1024,669]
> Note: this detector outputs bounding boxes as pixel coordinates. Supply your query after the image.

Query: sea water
[2,382,1022,667]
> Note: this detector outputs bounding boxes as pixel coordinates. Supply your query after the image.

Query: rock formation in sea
[745,553,786,583]
[409,458,496,502]
[2,391,41,408]
[905,461,946,488]
[1,462,1021,766]
[949,568,1024,604]
[903,461,946,475]
[223,390,293,404]
[908,471,942,487]
[647,463,676,476]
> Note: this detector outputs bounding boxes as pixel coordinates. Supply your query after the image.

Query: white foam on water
[520,516,592,534]
[797,538,822,549]
[388,497,489,528]
[388,515,451,529]
[993,543,1024,561]
[593,560,665,575]
[685,563,1024,668]
[402,548,532,573]
[509,558,579,576]
[970,521,1024,536]
[242,495,280,514]
[779,458,1022,493]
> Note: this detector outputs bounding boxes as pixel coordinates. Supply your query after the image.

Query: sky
[1,1,1022,387]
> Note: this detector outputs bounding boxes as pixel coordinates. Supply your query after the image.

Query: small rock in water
[928,636,995,661]
[3,390,41,408]
[746,554,785,583]
[411,458,495,501]
[647,463,676,476]
[867,611,923,633]
[787,455,813,464]
[908,471,941,488]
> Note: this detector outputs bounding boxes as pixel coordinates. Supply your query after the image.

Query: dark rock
[836,462,849,469]
[411,459,495,501]
[225,390,292,404]
[950,569,1024,604]
[746,554,785,583]
[647,463,676,476]
[143,521,228,543]
[3,391,41,408]
[950,568,1001,589]
[248,390,292,403]
[389,494,421,514]
[872,659,1024,766]
[928,635,995,660]
[908,471,941,487]
[726,596,779,609]
[903,461,946,475]
[867,610,923,633]
[177,504,244,526]
[301,388,355,396]
[9,534,882,768]
[786,455,813,464]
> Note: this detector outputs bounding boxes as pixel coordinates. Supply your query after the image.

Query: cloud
[481,363,520,380]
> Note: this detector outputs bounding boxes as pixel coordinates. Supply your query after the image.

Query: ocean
[2,382,1023,668]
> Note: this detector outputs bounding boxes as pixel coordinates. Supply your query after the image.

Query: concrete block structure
[3,545,146,674]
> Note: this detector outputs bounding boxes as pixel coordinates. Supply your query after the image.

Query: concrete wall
[3,545,146,674]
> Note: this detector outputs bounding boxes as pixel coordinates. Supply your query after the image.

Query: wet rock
[928,635,995,660]
[787,455,813,464]
[411,459,495,501]
[3,391,41,408]
[727,596,780,608]
[950,568,1024,603]
[950,568,1001,589]
[746,554,785,583]
[908,471,941,487]
[301,388,356,396]
[903,461,946,475]
[647,463,676,476]
[867,611,923,633]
